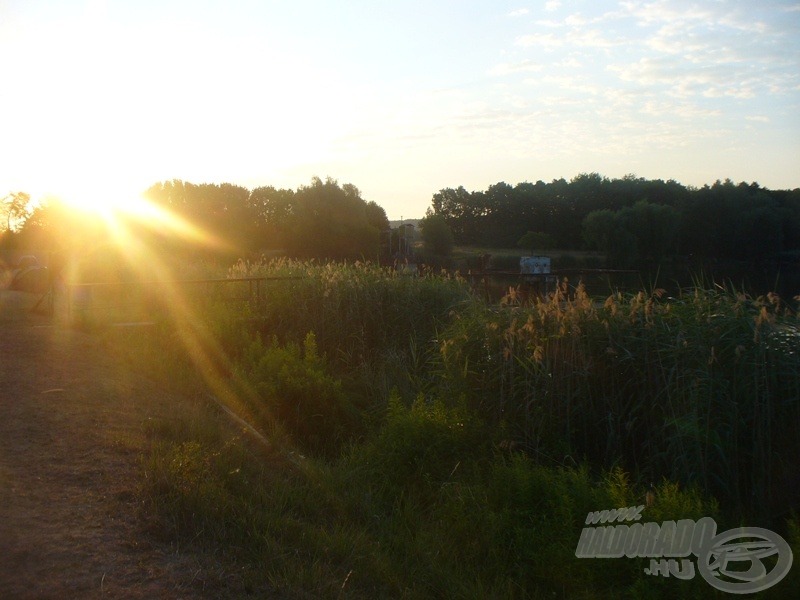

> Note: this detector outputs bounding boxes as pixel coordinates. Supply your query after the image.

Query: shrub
[240,333,361,456]
[419,213,455,257]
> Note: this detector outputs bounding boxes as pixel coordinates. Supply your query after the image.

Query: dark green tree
[249,185,296,248]
[582,209,616,253]
[517,231,554,255]
[283,177,382,260]
[619,200,680,264]
[365,201,390,233]
[420,213,454,257]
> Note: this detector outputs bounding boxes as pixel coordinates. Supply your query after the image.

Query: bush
[419,214,455,257]
[241,332,360,456]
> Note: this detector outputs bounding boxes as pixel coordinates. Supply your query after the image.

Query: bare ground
[0,291,267,599]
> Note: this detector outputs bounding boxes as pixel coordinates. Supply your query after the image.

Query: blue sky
[1,0,798,219]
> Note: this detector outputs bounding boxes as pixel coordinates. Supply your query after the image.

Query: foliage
[2,191,30,232]
[8,197,104,253]
[111,258,800,597]
[143,389,723,598]
[517,230,554,255]
[144,180,259,256]
[229,258,472,400]
[240,333,361,456]
[419,213,454,257]
[143,177,388,261]
[429,174,800,266]
[436,281,800,521]
[364,200,390,233]
[584,200,680,267]
[283,178,382,261]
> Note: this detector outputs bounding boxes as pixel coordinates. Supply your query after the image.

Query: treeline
[143,177,390,260]
[6,173,800,269]
[429,174,800,266]
[1,177,391,262]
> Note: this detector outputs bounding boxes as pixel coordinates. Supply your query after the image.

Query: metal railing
[63,276,303,325]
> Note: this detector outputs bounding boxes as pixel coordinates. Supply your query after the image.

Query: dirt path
[0,292,240,599]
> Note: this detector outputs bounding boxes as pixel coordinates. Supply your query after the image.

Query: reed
[437,280,800,521]
[114,260,800,596]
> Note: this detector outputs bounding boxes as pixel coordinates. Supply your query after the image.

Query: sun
[53,185,225,252]
[57,188,153,220]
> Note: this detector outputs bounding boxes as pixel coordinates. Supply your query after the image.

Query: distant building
[391,222,417,259]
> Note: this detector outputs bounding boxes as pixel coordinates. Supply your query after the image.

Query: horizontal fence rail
[63,276,303,325]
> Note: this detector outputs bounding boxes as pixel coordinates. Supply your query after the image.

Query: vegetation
[1,177,391,266]
[2,191,29,232]
[142,177,389,261]
[4,172,799,275]
[429,174,800,267]
[99,260,799,598]
[4,172,800,596]
[517,231,554,255]
[419,213,455,259]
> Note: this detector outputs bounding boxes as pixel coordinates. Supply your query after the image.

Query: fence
[63,276,301,326]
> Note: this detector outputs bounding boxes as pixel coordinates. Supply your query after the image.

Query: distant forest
[3,173,800,269]
[428,174,800,268]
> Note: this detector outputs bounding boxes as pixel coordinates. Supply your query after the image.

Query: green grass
[100,259,800,598]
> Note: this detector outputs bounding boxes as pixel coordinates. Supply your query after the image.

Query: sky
[1,0,799,220]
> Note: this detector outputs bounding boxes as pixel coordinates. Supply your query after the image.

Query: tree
[429,186,481,244]
[13,197,103,254]
[249,185,296,248]
[283,177,382,260]
[419,213,454,257]
[618,200,680,264]
[517,231,554,255]
[365,201,390,233]
[2,192,30,232]
[582,209,616,253]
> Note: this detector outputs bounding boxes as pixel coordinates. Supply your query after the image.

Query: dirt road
[0,292,232,599]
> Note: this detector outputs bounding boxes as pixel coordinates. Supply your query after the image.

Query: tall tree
[2,192,30,232]
[283,177,382,260]
[419,213,454,257]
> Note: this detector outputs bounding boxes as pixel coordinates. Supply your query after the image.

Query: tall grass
[103,260,800,597]
[142,390,728,598]
[437,281,800,521]
[230,258,473,401]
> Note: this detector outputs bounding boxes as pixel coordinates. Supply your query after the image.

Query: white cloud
[488,59,544,76]
[516,28,626,49]
[746,115,771,123]
[508,8,530,17]
[544,1,561,12]
[533,19,563,28]
[558,57,582,68]
[641,100,722,119]
[565,13,587,26]
[515,32,560,48]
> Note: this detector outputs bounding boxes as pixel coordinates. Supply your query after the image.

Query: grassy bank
[103,259,800,598]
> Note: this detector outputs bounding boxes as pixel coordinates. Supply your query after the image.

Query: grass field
[100,258,800,598]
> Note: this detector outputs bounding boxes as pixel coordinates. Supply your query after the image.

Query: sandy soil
[0,291,265,599]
